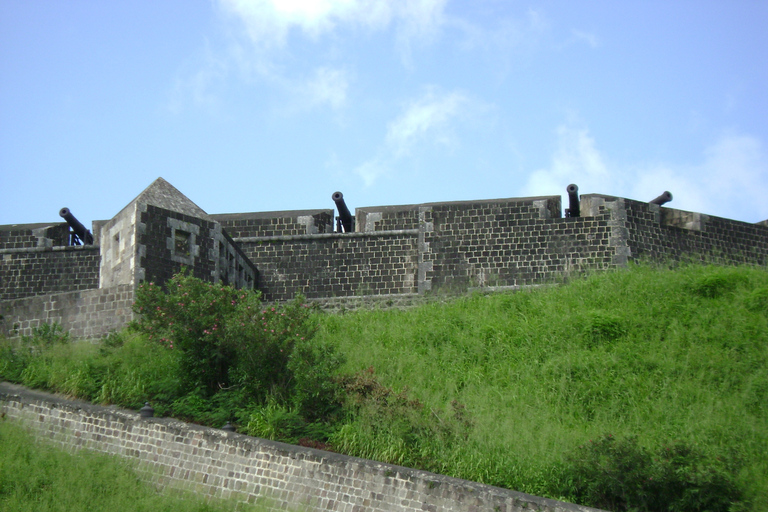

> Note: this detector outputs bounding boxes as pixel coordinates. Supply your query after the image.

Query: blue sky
[2,1,767,227]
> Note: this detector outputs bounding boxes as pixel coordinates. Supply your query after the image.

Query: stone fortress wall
[2,178,767,338]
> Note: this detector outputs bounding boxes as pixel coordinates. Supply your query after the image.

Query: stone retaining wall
[0,284,134,339]
[0,382,604,512]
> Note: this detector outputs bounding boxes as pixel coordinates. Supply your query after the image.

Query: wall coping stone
[0,244,101,255]
[234,229,419,243]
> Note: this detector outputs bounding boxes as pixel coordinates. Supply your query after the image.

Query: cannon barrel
[649,191,673,206]
[59,207,94,245]
[332,191,354,233]
[565,184,580,218]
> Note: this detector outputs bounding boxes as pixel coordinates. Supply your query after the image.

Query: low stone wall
[0,383,604,512]
[0,284,134,339]
[0,244,100,301]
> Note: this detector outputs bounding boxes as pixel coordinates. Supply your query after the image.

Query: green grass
[1,262,766,510]
[317,263,768,507]
[0,419,268,512]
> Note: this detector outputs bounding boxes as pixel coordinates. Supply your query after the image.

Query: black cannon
[649,191,673,206]
[59,207,94,245]
[565,184,580,218]
[332,191,355,233]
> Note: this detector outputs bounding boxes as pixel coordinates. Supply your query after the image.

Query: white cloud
[385,89,468,156]
[571,30,599,48]
[353,88,485,187]
[523,124,611,197]
[524,122,768,222]
[167,42,229,114]
[218,0,445,51]
[301,67,349,109]
[628,133,768,221]
[354,157,390,187]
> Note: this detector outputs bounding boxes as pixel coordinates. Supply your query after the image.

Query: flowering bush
[131,272,324,403]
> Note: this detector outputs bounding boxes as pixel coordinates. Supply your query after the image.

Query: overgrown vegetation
[0,418,272,512]
[1,263,767,511]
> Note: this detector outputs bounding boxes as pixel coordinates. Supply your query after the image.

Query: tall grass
[0,418,268,512]
[318,263,768,507]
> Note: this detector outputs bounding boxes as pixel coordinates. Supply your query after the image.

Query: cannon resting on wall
[649,191,673,206]
[332,191,355,233]
[565,184,580,218]
[59,207,94,245]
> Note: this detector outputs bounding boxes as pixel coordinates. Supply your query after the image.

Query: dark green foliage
[330,367,472,470]
[561,434,743,512]
[690,267,748,298]
[745,286,768,313]
[287,335,344,421]
[131,271,329,407]
[580,310,626,346]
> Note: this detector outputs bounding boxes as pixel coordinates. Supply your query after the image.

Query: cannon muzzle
[649,191,673,206]
[332,191,354,233]
[59,207,94,245]
[565,184,580,218]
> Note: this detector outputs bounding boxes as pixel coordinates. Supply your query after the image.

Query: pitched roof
[125,177,210,220]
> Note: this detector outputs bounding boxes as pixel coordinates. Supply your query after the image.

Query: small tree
[131,272,322,401]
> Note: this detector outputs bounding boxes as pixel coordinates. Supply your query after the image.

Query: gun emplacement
[332,191,354,233]
[565,184,580,218]
[649,191,673,206]
[59,207,94,245]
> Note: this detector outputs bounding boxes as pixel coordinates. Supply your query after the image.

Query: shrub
[581,310,626,345]
[131,273,253,395]
[131,271,344,427]
[560,433,744,511]
[287,334,345,422]
[690,268,748,299]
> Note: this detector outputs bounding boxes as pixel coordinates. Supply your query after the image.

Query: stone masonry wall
[0,246,100,301]
[0,284,134,339]
[236,232,419,302]
[139,205,257,290]
[621,197,768,265]
[419,197,614,292]
[213,210,335,237]
[0,383,604,512]
[0,223,70,250]
[2,193,767,338]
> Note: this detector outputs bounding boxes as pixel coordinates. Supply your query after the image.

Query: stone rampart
[0,245,100,301]
[0,382,604,512]
[2,188,767,337]
[0,284,134,339]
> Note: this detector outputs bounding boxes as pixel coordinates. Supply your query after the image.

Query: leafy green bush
[560,434,743,512]
[131,272,322,401]
[131,271,345,431]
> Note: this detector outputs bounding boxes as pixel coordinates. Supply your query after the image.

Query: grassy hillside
[318,263,768,508]
[1,263,766,510]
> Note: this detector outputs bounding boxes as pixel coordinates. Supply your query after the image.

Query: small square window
[175,230,191,256]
